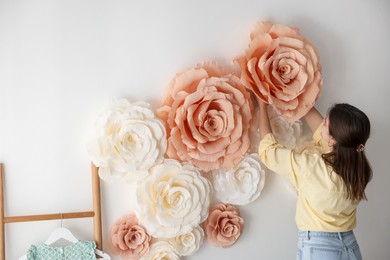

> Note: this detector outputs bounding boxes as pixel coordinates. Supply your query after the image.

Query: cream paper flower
[213,154,265,205]
[87,99,167,182]
[139,241,180,260]
[267,105,302,149]
[169,226,204,256]
[135,159,212,238]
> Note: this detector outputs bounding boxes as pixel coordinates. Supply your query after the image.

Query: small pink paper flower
[110,213,151,260]
[204,203,244,248]
[237,21,322,122]
[158,62,254,172]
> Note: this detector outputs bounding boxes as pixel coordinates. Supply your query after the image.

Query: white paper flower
[139,241,180,260]
[136,159,212,238]
[87,99,167,182]
[267,105,302,149]
[169,226,204,256]
[213,153,265,205]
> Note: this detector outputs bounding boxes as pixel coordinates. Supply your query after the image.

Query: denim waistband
[298,230,354,240]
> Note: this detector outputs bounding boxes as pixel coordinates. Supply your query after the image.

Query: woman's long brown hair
[322,103,372,201]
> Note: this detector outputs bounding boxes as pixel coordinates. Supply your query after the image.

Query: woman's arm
[304,107,324,133]
[258,102,303,187]
[258,101,271,140]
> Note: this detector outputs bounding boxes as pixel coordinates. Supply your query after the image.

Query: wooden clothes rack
[0,163,103,260]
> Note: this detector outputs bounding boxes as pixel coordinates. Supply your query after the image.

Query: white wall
[0,0,389,259]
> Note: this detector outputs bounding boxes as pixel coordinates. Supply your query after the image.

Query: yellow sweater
[259,123,358,232]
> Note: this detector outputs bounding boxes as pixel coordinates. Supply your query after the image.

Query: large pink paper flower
[203,203,244,248]
[158,62,254,172]
[110,213,151,260]
[237,21,322,122]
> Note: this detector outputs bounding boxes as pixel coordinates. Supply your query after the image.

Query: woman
[258,102,372,260]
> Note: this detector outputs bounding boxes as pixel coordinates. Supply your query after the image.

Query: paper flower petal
[157,62,254,172]
[87,99,167,183]
[213,153,265,205]
[237,21,322,122]
[204,203,244,248]
[139,241,180,260]
[169,226,204,256]
[267,105,303,149]
[135,159,212,238]
[110,213,151,259]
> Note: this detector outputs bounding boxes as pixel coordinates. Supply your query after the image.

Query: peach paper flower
[237,21,322,122]
[110,213,151,260]
[157,62,254,172]
[204,203,244,248]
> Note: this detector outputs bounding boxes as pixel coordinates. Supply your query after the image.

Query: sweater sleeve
[312,122,332,153]
[258,122,330,189]
[258,133,303,188]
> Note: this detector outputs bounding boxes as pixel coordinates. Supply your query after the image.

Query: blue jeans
[297,231,362,260]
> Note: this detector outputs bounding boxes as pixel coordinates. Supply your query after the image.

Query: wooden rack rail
[0,163,103,260]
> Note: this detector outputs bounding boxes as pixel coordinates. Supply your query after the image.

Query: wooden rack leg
[0,164,5,260]
[0,163,103,259]
[92,163,102,250]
